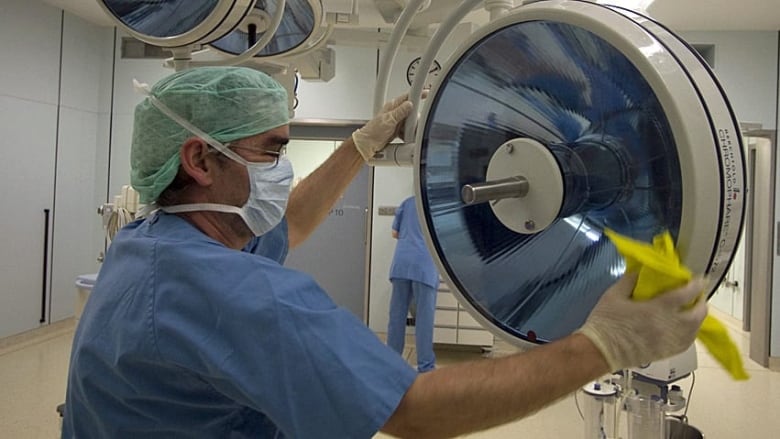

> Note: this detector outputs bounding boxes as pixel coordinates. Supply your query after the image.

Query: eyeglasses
[226,143,287,167]
[263,145,287,167]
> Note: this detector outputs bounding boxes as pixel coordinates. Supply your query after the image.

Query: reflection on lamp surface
[211,0,316,57]
[102,0,219,38]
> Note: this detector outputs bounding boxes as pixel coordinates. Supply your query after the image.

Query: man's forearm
[286,137,364,248]
[382,333,610,438]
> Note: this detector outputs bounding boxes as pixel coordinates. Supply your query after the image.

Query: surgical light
[409,0,745,347]
[96,0,256,48]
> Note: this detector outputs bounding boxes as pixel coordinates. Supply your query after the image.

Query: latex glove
[578,274,708,371]
[605,229,748,380]
[352,94,414,161]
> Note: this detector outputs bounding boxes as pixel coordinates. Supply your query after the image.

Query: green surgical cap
[130,66,289,203]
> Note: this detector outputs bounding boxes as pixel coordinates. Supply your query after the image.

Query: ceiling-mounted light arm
[411,0,433,13]
[485,0,514,20]
[298,22,335,53]
[167,0,286,68]
[168,46,195,72]
[403,0,482,141]
[374,0,428,115]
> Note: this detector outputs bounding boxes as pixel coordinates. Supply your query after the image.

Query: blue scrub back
[389,196,440,289]
[62,212,416,438]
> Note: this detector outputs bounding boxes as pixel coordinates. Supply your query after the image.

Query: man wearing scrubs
[63,67,708,438]
[387,195,439,372]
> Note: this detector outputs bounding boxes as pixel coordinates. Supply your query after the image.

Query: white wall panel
[60,12,112,113]
[286,140,338,185]
[0,96,57,337]
[0,0,62,105]
[47,12,114,323]
[95,111,112,203]
[294,45,376,121]
[680,31,778,128]
[51,107,103,321]
[0,3,114,333]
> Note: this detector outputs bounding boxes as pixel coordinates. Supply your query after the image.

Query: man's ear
[179,137,217,186]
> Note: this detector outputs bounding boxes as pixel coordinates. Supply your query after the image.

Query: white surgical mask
[134,79,293,236]
[161,156,293,236]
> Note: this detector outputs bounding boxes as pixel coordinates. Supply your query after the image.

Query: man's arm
[285,137,364,248]
[382,333,607,438]
[381,275,708,438]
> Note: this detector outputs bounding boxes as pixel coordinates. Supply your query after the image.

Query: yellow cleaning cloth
[604,229,749,380]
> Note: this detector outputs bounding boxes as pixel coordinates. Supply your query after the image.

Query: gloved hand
[352,93,415,161]
[578,274,708,371]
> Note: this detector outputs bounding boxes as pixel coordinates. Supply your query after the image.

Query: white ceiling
[40,0,780,33]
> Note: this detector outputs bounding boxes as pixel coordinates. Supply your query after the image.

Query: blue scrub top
[63,211,416,438]
[389,197,440,289]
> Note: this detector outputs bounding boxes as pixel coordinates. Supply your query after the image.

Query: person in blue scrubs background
[387,195,439,372]
[63,66,711,439]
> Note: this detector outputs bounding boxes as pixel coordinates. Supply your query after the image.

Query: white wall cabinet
[433,282,494,348]
[0,1,62,338]
[0,97,58,338]
[0,2,111,338]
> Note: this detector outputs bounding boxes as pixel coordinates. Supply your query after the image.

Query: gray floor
[1,308,778,438]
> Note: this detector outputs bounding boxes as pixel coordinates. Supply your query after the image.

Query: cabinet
[433,281,494,348]
[0,2,61,338]
[0,4,111,339]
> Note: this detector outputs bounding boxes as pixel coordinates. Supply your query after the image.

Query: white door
[0,0,62,339]
[0,98,57,338]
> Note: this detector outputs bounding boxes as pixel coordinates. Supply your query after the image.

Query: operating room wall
[294,45,377,120]
[107,33,172,198]
[680,30,780,358]
[679,31,778,128]
[0,0,112,338]
[49,11,114,322]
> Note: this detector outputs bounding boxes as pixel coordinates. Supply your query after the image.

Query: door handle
[41,208,50,323]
